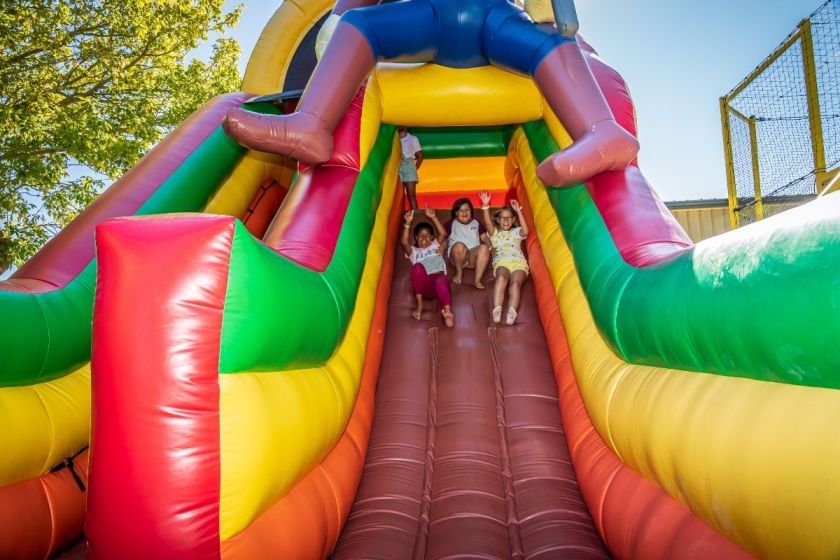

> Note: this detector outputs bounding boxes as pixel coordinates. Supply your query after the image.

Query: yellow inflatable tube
[374,64,544,126]
[206,151,294,217]
[0,365,90,486]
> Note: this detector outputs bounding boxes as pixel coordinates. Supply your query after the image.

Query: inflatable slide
[1,1,839,559]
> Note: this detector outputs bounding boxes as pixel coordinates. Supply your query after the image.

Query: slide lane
[333,212,608,559]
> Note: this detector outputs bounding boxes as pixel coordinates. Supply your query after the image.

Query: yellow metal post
[748,116,764,220]
[719,97,740,229]
[800,18,827,193]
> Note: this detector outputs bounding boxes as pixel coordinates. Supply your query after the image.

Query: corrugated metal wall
[669,207,732,242]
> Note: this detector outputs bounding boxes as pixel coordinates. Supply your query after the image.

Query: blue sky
[219,0,821,201]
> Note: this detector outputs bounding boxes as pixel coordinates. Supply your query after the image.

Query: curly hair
[413,222,434,238]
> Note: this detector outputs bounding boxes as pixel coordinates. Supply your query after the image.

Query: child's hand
[424,205,436,219]
[404,210,414,225]
[479,190,491,207]
[510,199,521,212]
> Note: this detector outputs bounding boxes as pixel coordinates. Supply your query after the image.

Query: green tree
[0,0,242,272]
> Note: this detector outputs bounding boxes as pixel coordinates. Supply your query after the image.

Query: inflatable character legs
[223,5,638,186]
[533,43,639,186]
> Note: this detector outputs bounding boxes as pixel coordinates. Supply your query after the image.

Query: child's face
[496,211,515,231]
[414,229,434,248]
[455,203,472,224]
[398,129,407,138]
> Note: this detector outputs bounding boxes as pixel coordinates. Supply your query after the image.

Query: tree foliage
[0,0,242,271]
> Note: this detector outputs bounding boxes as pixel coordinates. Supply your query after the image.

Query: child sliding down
[445,198,491,289]
[401,208,455,328]
[479,191,529,325]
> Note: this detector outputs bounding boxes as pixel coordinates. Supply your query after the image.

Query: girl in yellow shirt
[479,190,529,325]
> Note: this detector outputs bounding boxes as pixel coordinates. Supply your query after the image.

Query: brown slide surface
[333,227,610,559]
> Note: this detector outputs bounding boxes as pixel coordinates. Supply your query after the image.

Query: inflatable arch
[1,1,839,559]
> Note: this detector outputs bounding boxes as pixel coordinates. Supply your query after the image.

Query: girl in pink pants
[401,208,454,327]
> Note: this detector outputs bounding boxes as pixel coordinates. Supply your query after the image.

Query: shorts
[399,157,418,182]
[493,256,529,275]
[340,0,571,75]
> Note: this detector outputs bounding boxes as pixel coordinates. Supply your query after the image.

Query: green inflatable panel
[524,121,840,389]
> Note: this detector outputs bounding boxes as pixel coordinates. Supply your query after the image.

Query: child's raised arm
[400,210,414,257]
[424,206,446,244]
[478,190,495,236]
[511,199,528,237]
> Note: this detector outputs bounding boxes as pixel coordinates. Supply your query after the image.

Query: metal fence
[720,0,840,227]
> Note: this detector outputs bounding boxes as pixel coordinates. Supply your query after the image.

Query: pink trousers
[410,264,451,306]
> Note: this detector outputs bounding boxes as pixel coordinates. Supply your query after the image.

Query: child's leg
[469,244,490,289]
[410,263,428,320]
[506,269,528,324]
[449,242,468,285]
[492,267,510,323]
[432,273,452,307]
[431,273,455,327]
[413,294,424,320]
[403,180,418,210]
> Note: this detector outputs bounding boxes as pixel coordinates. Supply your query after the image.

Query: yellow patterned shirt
[489,227,529,273]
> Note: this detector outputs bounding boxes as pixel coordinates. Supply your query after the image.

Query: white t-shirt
[446,218,485,252]
[400,134,422,159]
[408,239,446,274]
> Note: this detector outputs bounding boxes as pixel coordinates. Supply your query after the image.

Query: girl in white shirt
[444,198,491,289]
[401,208,454,327]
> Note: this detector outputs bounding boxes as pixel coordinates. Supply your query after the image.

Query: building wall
[669,207,732,242]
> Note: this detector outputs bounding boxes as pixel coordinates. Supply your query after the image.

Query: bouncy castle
[2,0,840,558]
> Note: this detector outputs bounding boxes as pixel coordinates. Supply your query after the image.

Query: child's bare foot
[474,281,486,290]
[412,308,422,320]
[452,273,463,285]
[492,306,502,324]
[441,308,455,328]
[505,307,518,325]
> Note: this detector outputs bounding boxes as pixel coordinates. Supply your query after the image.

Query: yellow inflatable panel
[513,129,840,560]
[205,151,294,217]
[360,78,385,170]
[0,364,90,485]
[373,64,544,126]
[218,140,400,540]
[241,0,334,94]
[418,157,508,194]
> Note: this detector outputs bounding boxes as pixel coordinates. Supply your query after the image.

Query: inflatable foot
[536,121,639,187]
[222,109,334,165]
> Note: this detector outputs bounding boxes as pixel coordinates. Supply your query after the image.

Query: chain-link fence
[720,0,840,227]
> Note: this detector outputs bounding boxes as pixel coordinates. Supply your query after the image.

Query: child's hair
[397,125,408,133]
[450,197,475,219]
[413,222,434,238]
[493,206,518,227]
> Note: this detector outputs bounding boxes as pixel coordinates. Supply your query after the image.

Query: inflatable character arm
[524,0,579,38]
